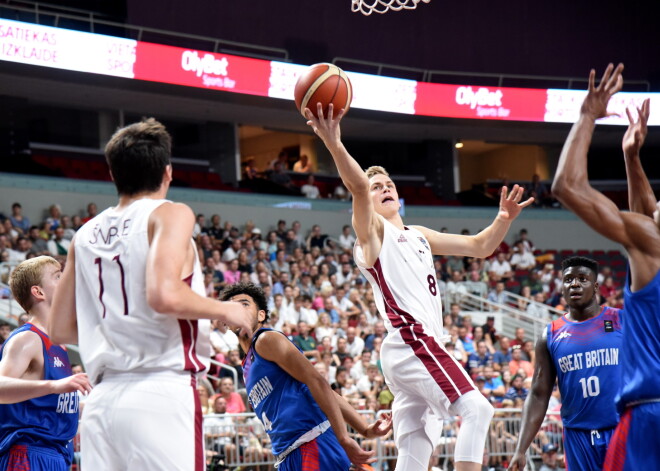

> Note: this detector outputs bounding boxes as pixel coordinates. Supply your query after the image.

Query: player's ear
[257,309,266,324]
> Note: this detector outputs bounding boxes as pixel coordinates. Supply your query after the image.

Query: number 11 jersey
[547,306,622,430]
[74,198,210,384]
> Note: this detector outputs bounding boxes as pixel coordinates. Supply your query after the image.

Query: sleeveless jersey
[0,324,78,463]
[616,267,660,409]
[243,328,329,457]
[74,198,209,384]
[354,217,444,339]
[547,306,622,429]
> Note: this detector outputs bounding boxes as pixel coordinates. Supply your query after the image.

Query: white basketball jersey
[354,217,444,339]
[74,198,210,383]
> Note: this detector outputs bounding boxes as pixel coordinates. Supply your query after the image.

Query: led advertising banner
[2,18,658,125]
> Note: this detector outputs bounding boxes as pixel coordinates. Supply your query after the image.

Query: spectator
[218,349,246,391]
[493,336,512,370]
[27,226,49,255]
[207,214,225,241]
[345,326,365,358]
[210,319,239,363]
[467,340,493,375]
[504,374,529,401]
[508,345,534,378]
[472,325,495,354]
[482,366,506,403]
[356,364,384,400]
[338,225,356,253]
[539,443,561,471]
[242,156,260,180]
[509,241,536,270]
[488,252,513,282]
[292,321,320,362]
[292,154,312,173]
[44,204,62,230]
[46,227,70,256]
[218,377,246,414]
[0,321,11,343]
[8,202,29,235]
[526,292,551,319]
[482,315,498,345]
[446,270,468,305]
[204,396,239,463]
[81,202,97,223]
[300,175,321,199]
[487,281,508,307]
[223,259,241,285]
[510,327,526,348]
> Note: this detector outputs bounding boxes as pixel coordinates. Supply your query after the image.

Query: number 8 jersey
[74,198,210,384]
[547,306,622,430]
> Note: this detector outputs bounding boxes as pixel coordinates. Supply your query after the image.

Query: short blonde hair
[365,166,389,179]
[9,256,61,312]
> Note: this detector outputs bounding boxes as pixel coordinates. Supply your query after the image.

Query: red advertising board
[134,41,272,96]
[415,82,548,122]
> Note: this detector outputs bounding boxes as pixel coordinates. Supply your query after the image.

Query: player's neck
[25,309,47,334]
[383,213,405,230]
[566,302,601,322]
[116,185,169,210]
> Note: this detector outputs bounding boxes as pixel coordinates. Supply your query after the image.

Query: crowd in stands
[0,201,625,470]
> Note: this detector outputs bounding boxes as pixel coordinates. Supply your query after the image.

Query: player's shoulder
[1,328,43,359]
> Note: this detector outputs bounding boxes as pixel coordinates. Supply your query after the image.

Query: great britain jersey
[0,324,78,463]
[616,267,660,409]
[242,328,330,458]
[74,198,210,384]
[547,306,622,429]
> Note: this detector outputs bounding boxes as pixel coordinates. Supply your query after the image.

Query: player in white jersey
[306,103,533,471]
[48,118,252,471]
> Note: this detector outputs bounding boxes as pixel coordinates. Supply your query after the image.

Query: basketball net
[351,0,431,15]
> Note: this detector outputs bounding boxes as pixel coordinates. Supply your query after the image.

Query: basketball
[294,63,353,119]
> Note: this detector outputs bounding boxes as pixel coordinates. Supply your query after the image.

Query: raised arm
[508,333,556,470]
[414,185,533,258]
[49,237,78,345]
[256,331,376,466]
[551,64,632,244]
[146,202,252,337]
[305,104,383,265]
[623,98,653,216]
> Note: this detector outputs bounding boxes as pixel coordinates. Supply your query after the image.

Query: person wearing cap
[539,443,561,471]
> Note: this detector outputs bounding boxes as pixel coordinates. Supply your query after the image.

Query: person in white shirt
[46,227,71,256]
[338,225,357,253]
[488,251,513,281]
[209,319,240,360]
[301,175,321,199]
[509,241,536,270]
[345,326,365,358]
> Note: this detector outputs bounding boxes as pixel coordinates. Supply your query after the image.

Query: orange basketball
[294,63,353,119]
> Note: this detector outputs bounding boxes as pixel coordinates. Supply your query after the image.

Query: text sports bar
[1,18,658,125]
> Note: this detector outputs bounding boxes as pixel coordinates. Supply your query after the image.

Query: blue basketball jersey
[242,328,332,458]
[0,324,78,464]
[547,306,622,430]
[616,267,660,409]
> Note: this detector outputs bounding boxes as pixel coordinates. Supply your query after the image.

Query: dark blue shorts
[604,402,660,471]
[0,444,69,471]
[563,426,615,471]
[278,430,351,471]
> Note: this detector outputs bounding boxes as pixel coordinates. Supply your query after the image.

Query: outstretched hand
[305,103,345,147]
[498,184,534,220]
[507,451,526,470]
[362,413,393,438]
[580,63,624,120]
[623,98,650,157]
[340,437,376,467]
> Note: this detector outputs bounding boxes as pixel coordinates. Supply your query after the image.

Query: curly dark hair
[219,282,270,323]
[561,256,598,278]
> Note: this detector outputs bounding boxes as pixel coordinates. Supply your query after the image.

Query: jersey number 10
[578,376,600,398]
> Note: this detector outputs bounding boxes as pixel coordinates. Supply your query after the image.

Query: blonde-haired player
[49,118,252,471]
[0,256,91,470]
[306,103,533,471]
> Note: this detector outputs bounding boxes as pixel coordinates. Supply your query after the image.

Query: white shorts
[380,329,476,445]
[80,370,204,471]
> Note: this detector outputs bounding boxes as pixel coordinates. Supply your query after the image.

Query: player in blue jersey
[220,282,391,470]
[552,63,660,471]
[0,256,92,471]
[509,256,623,471]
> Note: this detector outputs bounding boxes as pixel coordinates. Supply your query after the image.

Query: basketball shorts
[380,331,476,446]
[563,426,615,471]
[278,429,351,471]
[0,444,69,471]
[603,402,660,471]
[81,370,204,471]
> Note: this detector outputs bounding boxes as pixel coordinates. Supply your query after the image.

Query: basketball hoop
[351,0,431,15]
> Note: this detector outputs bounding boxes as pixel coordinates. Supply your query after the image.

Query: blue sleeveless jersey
[617,267,660,409]
[547,306,622,430]
[242,328,329,457]
[0,324,78,463]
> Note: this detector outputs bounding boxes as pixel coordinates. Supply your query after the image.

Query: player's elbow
[147,284,183,315]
